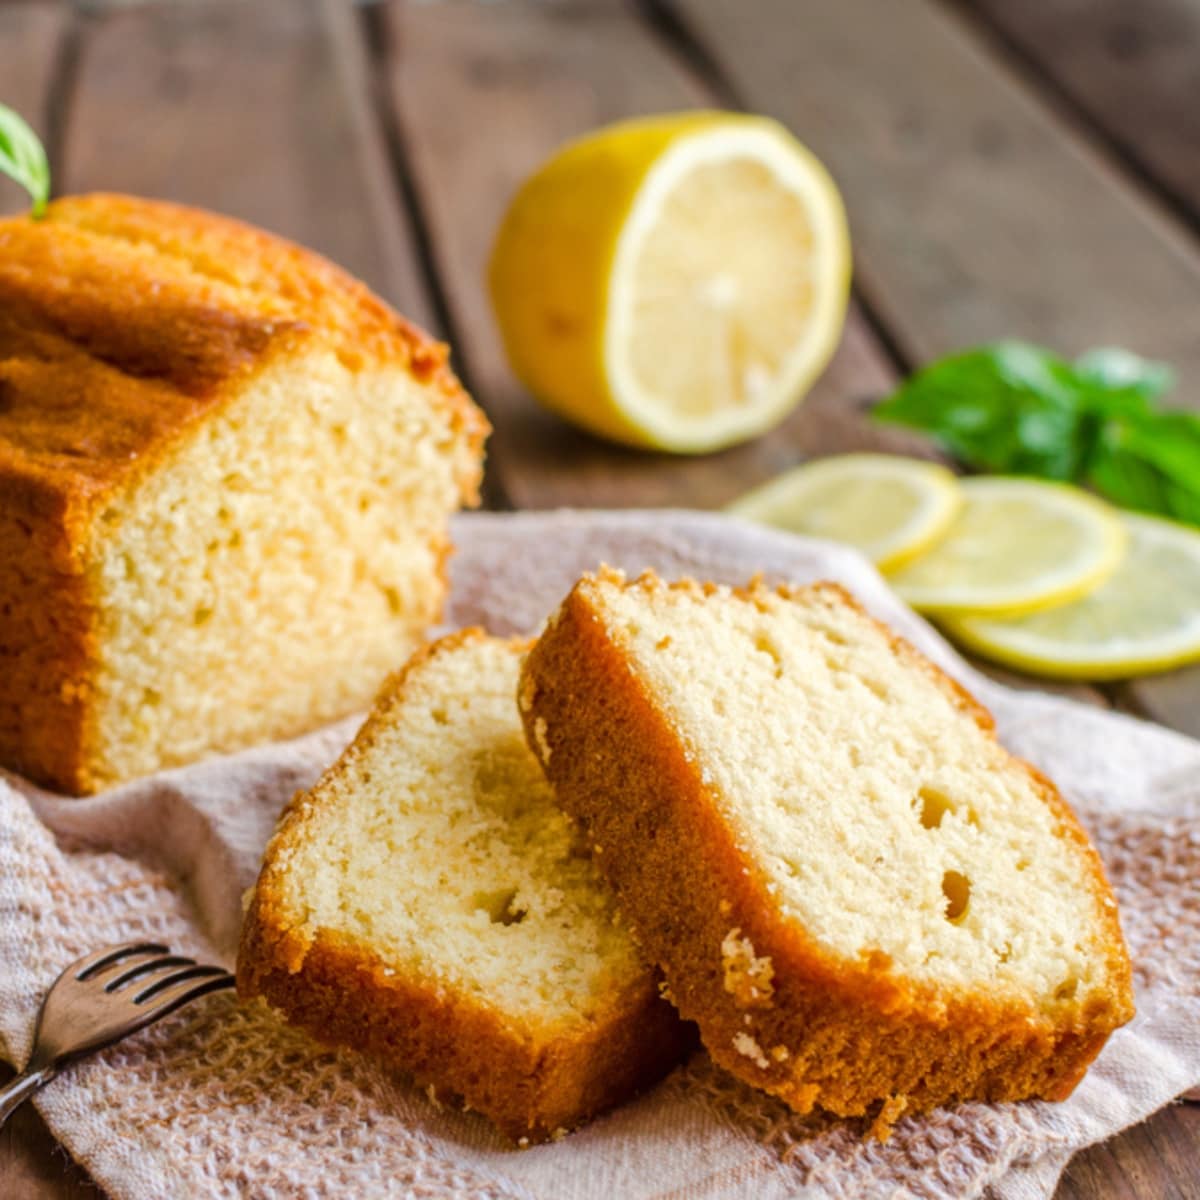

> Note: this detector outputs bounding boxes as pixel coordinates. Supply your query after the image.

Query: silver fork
[0,941,235,1128]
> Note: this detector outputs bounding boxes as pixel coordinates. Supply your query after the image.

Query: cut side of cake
[237,629,690,1143]
[0,194,487,793]
[518,569,1135,1134]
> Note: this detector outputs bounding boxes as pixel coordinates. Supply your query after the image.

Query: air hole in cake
[432,708,449,726]
[474,888,527,926]
[359,495,372,513]
[1016,859,1030,872]
[655,635,672,651]
[753,633,784,677]
[193,605,213,627]
[917,786,955,829]
[1055,978,1078,1001]
[383,586,404,616]
[142,687,162,708]
[941,870,970,923]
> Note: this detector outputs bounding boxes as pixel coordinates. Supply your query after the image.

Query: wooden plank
[960,0,1200,230]
[59,0,433,329]
[376,0,902,511]
[1059,1101,1200,1200]
[1,1066,100,1200]
[668,0,1200,396]
[0,1,64,216]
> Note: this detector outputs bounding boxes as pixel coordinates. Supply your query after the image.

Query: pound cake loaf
[238,629,690,1143]
[518,569,1134,1134]
[0,194,487,793]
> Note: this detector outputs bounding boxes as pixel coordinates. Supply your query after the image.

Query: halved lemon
[488,112,851,453]
[943,513,1200,679]
[727,454,962,571]
[888,478,1127,617]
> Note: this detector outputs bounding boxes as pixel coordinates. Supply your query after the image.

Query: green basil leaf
[874,342,1087,479]
[1075,347,1174,403]
[1086,410,1200,528]
[0,104,50,218]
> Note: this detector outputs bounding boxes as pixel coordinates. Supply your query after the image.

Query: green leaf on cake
[0,103,50,218]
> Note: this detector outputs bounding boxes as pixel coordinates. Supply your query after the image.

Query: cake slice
[237,629,690,1143]
[518,569,1134,1134]
[0,194,487,793]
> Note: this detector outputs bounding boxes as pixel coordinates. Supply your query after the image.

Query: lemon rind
[603,119,851,454]
[728,454,962,571]
[892,480,1129,618]
[942,513,1200,679]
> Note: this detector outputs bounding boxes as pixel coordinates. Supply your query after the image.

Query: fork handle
[0,1064,56,1130]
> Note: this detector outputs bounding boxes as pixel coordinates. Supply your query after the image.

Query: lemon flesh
[944,514,1200,679]
[488,112,851,454]
[728,454,961,571]
[889,478,1127,617]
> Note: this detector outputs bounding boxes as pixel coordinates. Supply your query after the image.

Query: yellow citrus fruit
[888,478,1127,617]
[488,112,851,453]
[943,513,1200,679]
[727,454,962,571]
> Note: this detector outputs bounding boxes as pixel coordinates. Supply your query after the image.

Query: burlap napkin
[1,510,1197,1200]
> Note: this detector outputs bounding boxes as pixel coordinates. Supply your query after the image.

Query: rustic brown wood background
[1,0,1197,1195]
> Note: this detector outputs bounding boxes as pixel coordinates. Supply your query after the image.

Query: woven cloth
[1,509,1197,1200]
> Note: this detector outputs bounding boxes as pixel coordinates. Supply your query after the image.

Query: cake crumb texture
[518,568,1134,1134]
[237,629,689,1143]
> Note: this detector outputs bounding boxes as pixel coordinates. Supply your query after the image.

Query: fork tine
[133,964,232,1006]
[72,942,170,981]
[104,955,195,993]
[135,971,235,1020]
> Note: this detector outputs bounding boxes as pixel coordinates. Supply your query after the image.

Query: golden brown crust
[238,628,691,1143]
[0,193,485,515]
[518,570,1135,1135]
[0,194,487,793]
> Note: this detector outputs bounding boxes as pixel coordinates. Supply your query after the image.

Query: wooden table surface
[1,0,1197,1195]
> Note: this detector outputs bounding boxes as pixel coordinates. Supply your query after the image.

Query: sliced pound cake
[238,628,689,1143]
[518,569,1134,1134]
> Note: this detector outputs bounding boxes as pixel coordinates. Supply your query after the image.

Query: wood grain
[376,0,902,511]
[1059,1100,1200,1200]
[960,0,1200,231]
[0,0,64,216]
[0,1067,100,1200]
[58,0,433,328]
[668,0,1200,394]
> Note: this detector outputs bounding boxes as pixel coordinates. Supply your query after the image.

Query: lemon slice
[888,478,1127,617]
[488,112,851,453]
[727,454,961,571]
[943,514,1200,679]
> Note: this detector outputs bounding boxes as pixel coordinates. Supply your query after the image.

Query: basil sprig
[874,341,1200,528]
[0,103,50,218]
